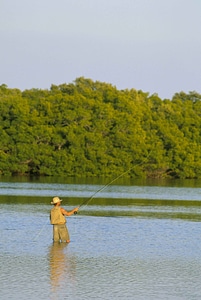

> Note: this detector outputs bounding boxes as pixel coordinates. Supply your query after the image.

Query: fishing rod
[74,149,152,214]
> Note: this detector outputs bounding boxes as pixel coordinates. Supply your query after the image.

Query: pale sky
[1,0,201,99]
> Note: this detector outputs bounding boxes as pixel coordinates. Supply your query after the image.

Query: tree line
[0,77,201,179]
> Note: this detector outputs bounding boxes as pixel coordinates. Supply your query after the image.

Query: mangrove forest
[0,77,201,179]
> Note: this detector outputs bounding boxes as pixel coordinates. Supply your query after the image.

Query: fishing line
[75,149,152,214]
[33,218,50,242]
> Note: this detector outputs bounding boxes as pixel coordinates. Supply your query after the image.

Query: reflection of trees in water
[48,243,76,294]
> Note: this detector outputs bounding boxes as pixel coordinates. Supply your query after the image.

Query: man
[50,196,79,243]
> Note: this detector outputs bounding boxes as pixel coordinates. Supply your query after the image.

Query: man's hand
[74,207,79,214]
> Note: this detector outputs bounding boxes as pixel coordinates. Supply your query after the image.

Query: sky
[0,0,201,99]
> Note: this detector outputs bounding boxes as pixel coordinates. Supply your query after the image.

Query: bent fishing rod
[74,150,152,214]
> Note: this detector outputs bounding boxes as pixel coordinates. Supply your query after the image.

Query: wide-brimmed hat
[51,196,62,205]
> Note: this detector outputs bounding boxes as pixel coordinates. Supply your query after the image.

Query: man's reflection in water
[49,242,76,293]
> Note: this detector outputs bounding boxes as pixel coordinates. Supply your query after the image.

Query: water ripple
[0,182,201,201]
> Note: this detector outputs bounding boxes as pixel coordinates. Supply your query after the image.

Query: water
[0,177,201,299]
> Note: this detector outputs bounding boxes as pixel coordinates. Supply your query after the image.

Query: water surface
[0,178,201,299]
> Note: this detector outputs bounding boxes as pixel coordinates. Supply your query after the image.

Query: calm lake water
[0,177,201,300]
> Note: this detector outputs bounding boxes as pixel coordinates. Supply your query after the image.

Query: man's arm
[61,207,79,216]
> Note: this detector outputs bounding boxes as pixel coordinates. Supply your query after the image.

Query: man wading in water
[50,197,79,243]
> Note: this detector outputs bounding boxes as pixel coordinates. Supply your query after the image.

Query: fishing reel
[74,206,80,215]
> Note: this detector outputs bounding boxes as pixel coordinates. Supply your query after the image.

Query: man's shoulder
[51,206,60,211]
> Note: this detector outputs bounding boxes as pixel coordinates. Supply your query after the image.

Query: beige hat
[51,196,62,205]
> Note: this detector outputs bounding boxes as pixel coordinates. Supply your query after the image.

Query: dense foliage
[0,78,201,178]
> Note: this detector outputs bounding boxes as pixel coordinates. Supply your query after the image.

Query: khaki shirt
[50,206,66,225]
